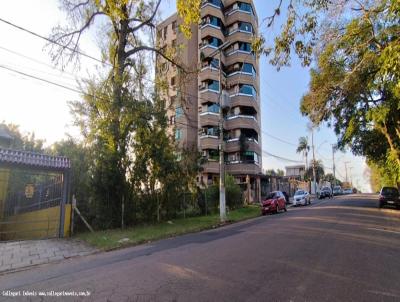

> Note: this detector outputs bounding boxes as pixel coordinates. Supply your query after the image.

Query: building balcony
[200,25,225,41]
[226,73,258,91]
[225,8,258,29]
[224,138,261,153]
[202,160,220,174]
[199,89,220,104]
[229,94,259,111]
[201,4,225,20]
[199,135,219,149]
[224,115,260,132]
[200,111,219,126]
[225,162,262,175]
[199,68,220,83]
[225,51,257,67]
[225,30,254,44]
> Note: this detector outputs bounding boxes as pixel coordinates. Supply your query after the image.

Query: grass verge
[76,205,261,250]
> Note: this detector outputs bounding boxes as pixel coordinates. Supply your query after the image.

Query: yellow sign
[25,184,35,199]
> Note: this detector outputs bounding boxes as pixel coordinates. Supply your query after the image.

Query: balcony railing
[226,114,257,121]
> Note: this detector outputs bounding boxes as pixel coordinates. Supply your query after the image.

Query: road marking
[368,290,400,298]
[367,228,400,235]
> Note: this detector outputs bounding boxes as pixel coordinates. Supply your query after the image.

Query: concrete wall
[0,204,71,241]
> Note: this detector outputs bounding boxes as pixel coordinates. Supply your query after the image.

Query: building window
[239,42,252,52]
[208,80,220,92]
[171,76,176,86]
[175,106,183,118]
[239,84,257,97]
[169,115,176,125]
[242,63,256,76]
[172,39,176,48]
[172,21,177,34]
[239,22,253,33]
[238,2,253,14]
[163,26,167,39]
[208,103,220,113]
[175,128,182,140]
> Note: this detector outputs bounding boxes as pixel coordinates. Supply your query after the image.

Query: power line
[0,17,108,66]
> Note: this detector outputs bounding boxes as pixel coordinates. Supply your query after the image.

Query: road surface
[1,194,399,301]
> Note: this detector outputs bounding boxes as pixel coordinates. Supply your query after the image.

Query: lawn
[76,205,261,250]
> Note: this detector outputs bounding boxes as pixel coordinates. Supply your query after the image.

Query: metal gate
[0,148,71,241]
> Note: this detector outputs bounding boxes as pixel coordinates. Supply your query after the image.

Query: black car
[319,186,333,199]
[379,187,400,209]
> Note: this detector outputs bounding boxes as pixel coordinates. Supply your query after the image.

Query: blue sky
[0,0,370,192]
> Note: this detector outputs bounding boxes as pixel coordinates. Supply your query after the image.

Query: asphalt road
[1,194,400,302]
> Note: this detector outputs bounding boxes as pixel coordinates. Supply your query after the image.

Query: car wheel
[284,205,287,212]
[275,206,279,214]
[379,202,384,209]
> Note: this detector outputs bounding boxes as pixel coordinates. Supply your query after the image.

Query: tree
[323,173,342,186]
[50,0,191,227]
[300,0,400,187]
[296,136,310,170]
[305,160,324,183]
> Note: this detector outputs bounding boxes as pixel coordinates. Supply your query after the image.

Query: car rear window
[382,187,399,195]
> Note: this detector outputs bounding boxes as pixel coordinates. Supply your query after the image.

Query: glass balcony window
[238,2,253,14]
[175,128,182,140]
[208,103,220,113]
[239,84,257,97]
[239,22,253,33]
[202,0,223,9]
[175,106,183,118]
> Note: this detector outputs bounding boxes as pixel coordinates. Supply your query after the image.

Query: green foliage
[300,0,400,183]
[305,160,324,182]
[225,174,243,209]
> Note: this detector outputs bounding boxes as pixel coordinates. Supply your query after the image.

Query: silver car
[293,190,311,206]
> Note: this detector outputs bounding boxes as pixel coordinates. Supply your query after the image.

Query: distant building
[285,164,306,179]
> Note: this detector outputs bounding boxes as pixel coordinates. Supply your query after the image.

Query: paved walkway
[0,239,97,273]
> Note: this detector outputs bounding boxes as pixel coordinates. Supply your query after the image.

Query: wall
[0,168,10,220]
[0,204,71,241]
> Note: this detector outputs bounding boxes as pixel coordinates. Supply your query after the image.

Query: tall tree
[296,136,310,170]
[300,0,400,186]
[49,0,188,227]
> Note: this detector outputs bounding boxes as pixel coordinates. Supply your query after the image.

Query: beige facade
[157,0,261,202]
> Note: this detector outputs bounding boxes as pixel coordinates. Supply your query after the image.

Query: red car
[261,191,288,215]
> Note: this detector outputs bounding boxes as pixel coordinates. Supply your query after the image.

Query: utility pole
[311,127,317,194]
[348,166,353,188]
[344,161,350,184]
[218,50,226,223]
[332,144,336,187]
[208,41,231,223]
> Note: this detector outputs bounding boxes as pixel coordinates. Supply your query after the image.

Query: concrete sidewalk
[0,239,97,274]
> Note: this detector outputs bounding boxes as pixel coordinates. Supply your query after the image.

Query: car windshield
[295,190,305,195]
[266,192,278,199]
[322,187,330,191]
[382,187,399,195]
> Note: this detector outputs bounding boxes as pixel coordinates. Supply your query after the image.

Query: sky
[0,0,371,193]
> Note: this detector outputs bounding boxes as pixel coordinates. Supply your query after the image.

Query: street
[1,194,400,302]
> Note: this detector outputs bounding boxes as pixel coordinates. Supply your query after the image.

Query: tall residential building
[157,0,261,202]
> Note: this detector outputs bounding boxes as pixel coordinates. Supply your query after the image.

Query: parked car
[333,186,342,196]
[379,187,400,209]
[319,186,333,199]
[261,191,287,215]
[343,188,353,194]
[293,190,311,206]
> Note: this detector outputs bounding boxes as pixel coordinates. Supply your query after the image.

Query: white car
[293,190,311,206]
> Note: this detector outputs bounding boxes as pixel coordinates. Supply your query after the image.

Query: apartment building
[157,0,261,202]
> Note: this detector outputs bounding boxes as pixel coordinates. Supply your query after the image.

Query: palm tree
[296,136,310,171]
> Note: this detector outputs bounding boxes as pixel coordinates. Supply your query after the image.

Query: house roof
[0,147,70,170]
